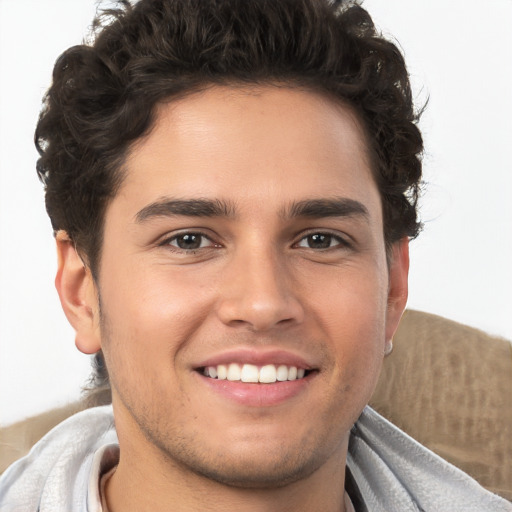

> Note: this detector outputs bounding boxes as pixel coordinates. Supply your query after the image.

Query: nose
[216,246,305,331]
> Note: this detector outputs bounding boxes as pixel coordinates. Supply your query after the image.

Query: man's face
[79,86,407,487]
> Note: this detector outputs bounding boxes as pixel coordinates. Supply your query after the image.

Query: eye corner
[159,231,221,252]
[295,231,352,251]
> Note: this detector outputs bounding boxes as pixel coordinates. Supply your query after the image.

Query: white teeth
[240,364,259,383]
[217,364,227,380]
[203,363,307,383]
[259,364,277,383]
[276,365,288,381]
[227,363,241,381]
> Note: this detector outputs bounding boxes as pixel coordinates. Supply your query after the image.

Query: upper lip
[194,348,316,371]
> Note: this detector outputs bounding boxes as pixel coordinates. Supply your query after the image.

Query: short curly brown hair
[35,0,424,405]
[37,0,423,273]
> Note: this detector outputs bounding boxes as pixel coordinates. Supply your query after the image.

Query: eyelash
[159,230,351,253]
[294,231,352,251]
[159,231,218,252]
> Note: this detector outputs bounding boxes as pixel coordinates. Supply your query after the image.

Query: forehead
[116,85,380,219]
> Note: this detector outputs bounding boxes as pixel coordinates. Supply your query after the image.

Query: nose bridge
[216,239,304,330]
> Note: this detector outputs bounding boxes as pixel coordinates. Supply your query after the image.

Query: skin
[56,85,409,512]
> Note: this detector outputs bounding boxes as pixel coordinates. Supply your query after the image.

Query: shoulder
[0,406,117,512]
[348,406,512,511]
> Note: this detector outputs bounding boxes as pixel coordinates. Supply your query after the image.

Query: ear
[55,231,101,354]
[385,237,409,345]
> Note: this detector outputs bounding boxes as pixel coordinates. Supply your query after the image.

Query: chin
[147,421,334,490]
[184,449,322,489]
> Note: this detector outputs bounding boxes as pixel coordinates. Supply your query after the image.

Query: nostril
[215,279,305,331]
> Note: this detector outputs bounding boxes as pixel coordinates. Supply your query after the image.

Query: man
[0,0,510,511]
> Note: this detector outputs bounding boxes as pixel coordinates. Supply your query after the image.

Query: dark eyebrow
[135,198,236,222]
[283,198,369,220]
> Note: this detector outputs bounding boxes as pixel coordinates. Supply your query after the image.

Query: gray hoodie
[0,406,510,511]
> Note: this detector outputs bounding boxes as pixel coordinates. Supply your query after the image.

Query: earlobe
[385,238,410,344]
[55,231,101,355]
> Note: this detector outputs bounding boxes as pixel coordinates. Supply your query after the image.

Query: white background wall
[0,0,511,426]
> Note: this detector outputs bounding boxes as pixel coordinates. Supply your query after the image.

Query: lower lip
[197,372,314,407]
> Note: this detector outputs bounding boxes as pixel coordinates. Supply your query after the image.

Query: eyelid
[294,229,353,249]
[158,230,220,250]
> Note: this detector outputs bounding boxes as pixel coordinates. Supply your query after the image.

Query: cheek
[97,262,216,379]
[308,265,388,388]
[102,258,213,324]
[307,260,388,334]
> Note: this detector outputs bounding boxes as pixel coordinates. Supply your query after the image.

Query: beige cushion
[370,310,512,500]
[1,310,511,500]
[0,402,83,474]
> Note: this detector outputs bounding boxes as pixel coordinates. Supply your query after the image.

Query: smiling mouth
[199,363,312,383]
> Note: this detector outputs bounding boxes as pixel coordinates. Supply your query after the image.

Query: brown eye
[306,234,332,249]
[166,233,213,250]
[296,233,348,250]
